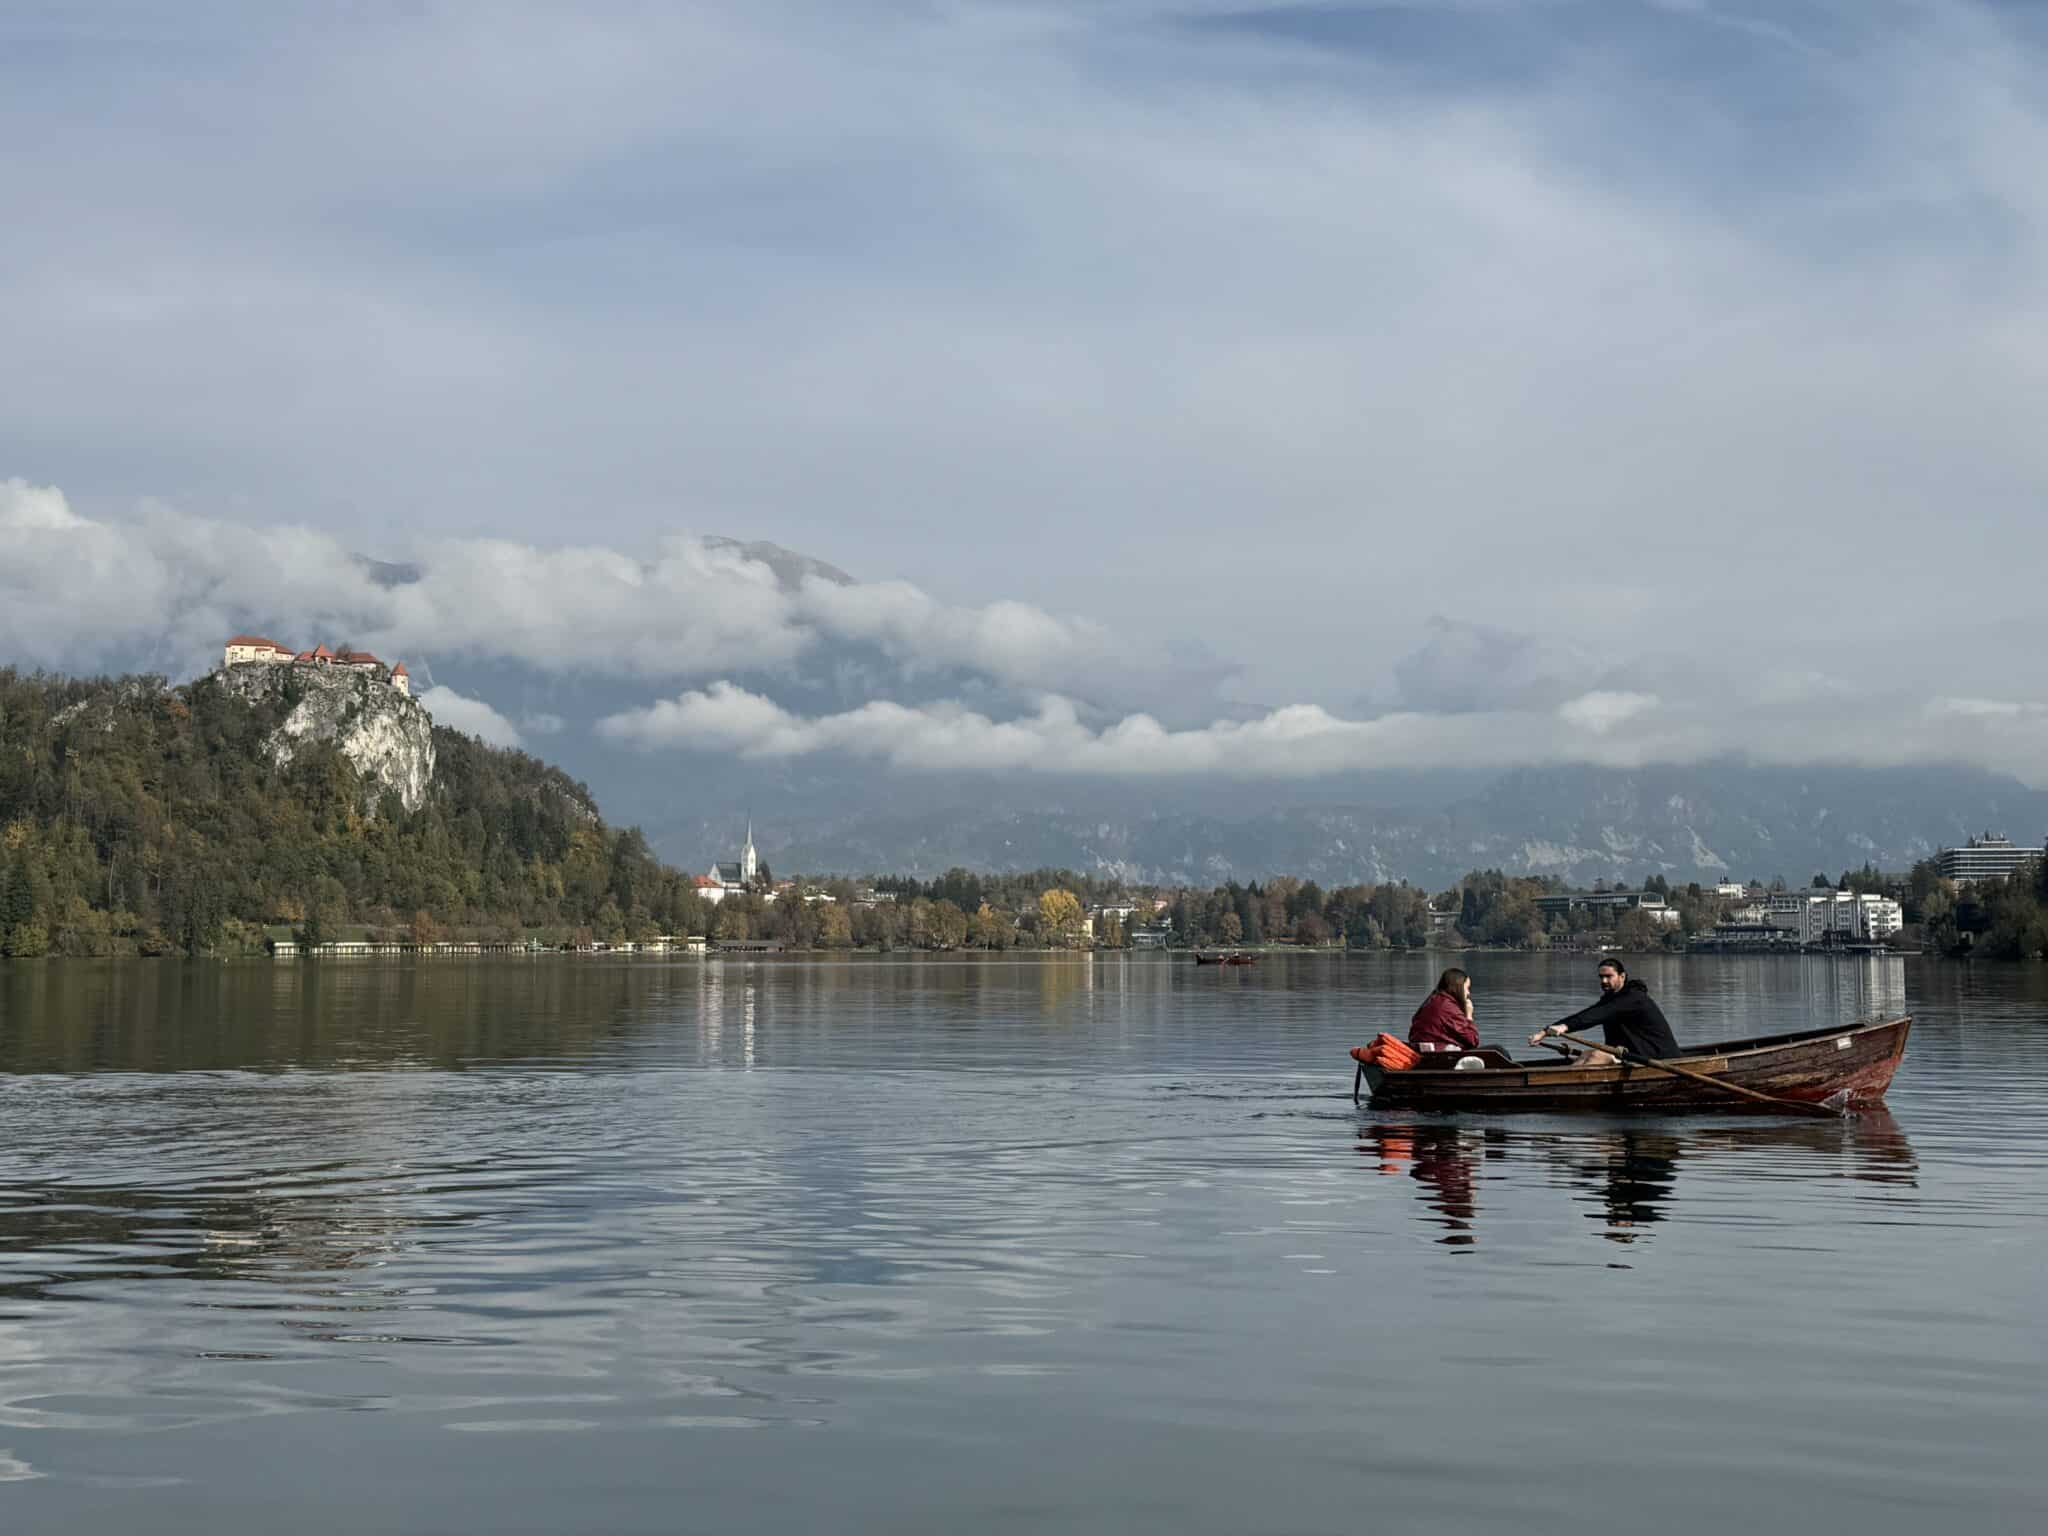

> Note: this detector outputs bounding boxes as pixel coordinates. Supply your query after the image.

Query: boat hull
[1358,1017,1911,1114]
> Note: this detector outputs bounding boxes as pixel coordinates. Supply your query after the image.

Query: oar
[1551,1031,1841,1118]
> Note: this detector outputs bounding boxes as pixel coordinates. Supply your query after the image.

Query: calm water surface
[1,954,2043,1534]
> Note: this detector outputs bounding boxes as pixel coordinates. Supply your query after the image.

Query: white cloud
[520,711,566,736]
[1929,696,2033,720]
[597,678,2048,788]
[0,480,1123,692]
[1557,691,1659,736]
[418,687,524,749]
[598,681,1666,777]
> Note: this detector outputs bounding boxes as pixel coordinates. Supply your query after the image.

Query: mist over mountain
[516,728,2044,890]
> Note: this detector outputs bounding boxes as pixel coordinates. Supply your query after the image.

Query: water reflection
[1566,1130,1680,1246]
[1358,1124,1497,1246]
[1359,1112,1919,1252]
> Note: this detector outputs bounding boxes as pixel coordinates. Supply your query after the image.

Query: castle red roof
[226,635,287,650]
[391,662,408,676]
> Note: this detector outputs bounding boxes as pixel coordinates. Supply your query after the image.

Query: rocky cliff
[217,664,436,813]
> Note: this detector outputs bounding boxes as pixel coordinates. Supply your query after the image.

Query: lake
[1,953,2043,1533]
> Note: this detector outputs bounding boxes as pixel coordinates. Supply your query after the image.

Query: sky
[4,1,2046,786]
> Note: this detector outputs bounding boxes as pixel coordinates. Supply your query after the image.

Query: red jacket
[1409,991,1479,1050]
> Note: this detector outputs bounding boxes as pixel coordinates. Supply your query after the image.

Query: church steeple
[741,820,758,884]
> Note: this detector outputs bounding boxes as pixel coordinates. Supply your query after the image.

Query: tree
[1612,907,1665,950]
[930,899,970,950]
[818,903,853,948]
[1038,888,1084,947]
[972,902,1009,950]
[1293,911,1331,946]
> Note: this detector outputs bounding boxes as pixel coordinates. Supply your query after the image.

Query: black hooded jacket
[1551,979,1679,1059]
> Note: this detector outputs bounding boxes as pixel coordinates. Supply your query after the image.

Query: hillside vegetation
[0,668,710,955]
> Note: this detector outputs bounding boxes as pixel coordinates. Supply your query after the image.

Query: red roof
[391,662,408,676]
[309,644,334,658]
[692,875,720,888]
[337,651,382,666]
[226,635,286,650]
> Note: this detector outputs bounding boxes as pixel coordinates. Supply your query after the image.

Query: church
[695,825,763,905]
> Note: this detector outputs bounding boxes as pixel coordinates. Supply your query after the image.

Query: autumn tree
[1038,888,1084,947]
[971,902,1010,950]
[818,903,853,948]
[929,899,970,950]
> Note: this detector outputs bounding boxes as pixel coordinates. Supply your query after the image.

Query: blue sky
[4,2,2046,780]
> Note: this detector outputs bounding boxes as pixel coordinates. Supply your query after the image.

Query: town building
[1532,890,1681,925]
[1762,891,1904,944]
[1934,833,2046,887]
[1690,920,1804,952]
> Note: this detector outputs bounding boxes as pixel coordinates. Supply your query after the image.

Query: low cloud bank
[0,479,1122,693]
[598,680,2048,787]
[11,479,2048,788]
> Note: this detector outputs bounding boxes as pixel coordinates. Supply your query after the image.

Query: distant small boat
[1194,952,1259,966]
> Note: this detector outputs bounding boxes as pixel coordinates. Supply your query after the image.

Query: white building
[1935,833,2045,887]
[1763,891,1903,944]
[224,634,293,666]
[1533,890,1680,925]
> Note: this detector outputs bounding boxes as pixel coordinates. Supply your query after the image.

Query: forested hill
[0,667,708,956]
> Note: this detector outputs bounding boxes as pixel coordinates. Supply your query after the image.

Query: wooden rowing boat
[1193,952,1259,966]
[1352,1016,1911,1114]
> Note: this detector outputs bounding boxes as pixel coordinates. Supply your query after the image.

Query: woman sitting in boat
[1410,968,1479,1052]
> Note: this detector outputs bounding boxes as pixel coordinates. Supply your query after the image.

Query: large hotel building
[1933,833,2046,886]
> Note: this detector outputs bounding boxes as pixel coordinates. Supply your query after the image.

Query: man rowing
[1526,956,1679,1067]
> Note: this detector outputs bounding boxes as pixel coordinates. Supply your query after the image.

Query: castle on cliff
[222,636,411,696]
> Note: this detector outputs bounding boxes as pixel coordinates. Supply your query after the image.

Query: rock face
[219,664,436,813]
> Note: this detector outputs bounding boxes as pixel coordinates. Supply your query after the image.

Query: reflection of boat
[1359,1112,1919,1250]
[1352,1016,1911,1113]
[1193,952,1260,966]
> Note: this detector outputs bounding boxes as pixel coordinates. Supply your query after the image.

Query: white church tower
[741,821,759,884]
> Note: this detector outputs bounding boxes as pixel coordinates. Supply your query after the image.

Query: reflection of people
[1527,956,1677,1066]
[1362,1123,1481,1245]
[1410,968,1479,1051]
[1582,1131,1680,1243]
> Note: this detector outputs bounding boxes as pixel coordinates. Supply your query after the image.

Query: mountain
[702,762,2048,889]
